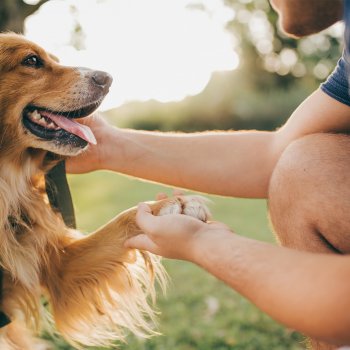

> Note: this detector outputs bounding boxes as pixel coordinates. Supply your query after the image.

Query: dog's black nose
[91,71,113,89]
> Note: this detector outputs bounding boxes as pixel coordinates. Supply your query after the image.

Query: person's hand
[124,202,233,261]
[66,113,112,174]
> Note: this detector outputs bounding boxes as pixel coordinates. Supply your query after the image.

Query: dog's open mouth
[22,103,99,146]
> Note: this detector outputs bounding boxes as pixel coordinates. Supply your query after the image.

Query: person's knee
[270,133,350,202]
[269,133,350,247]
[268,134,317,234]
[270,134,324,206]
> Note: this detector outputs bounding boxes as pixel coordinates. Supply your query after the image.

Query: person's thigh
[269,133,350,254]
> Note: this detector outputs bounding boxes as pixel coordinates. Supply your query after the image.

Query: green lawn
[50,171,305,350]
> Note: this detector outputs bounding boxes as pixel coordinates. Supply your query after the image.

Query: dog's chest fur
[0,158,64,289]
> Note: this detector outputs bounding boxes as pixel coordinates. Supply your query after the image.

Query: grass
[50,171,305,350]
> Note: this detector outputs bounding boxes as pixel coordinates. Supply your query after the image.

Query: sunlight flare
[25,0,239,109]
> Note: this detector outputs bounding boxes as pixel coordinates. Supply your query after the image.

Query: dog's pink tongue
[41,112,96,145]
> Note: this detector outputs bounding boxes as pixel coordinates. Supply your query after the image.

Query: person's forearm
[95,90,350,198]
[103,127,279,198]
[192,232,350,345]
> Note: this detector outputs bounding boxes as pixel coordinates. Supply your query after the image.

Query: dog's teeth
[32,110,41,120]
[27,109,61,130]
[38,118,47,126]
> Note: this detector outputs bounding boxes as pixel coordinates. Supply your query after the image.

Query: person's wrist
[98,125,122,171]
[189,226,236,265]
[186,233,207,264]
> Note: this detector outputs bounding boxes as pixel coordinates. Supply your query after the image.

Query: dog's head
[0,33,112,157]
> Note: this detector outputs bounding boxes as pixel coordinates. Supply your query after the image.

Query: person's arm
[67,90,350,198]
[125,204,350,346]
[197,235,350,346]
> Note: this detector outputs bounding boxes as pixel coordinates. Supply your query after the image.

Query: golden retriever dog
[0,33,210,349]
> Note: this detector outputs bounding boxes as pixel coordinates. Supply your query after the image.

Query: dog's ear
[48,53,60,63]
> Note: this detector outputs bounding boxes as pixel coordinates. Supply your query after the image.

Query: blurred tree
[115,0,344,132]
[0,0,49,33]
[223,0,342,84]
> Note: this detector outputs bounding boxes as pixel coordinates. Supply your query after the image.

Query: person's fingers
[173,189,184,196]
[136,202,160,235]
[124,234,159,253]
[66,146,95,173]
[75,114,92,126]
[156,192,168,200]
[156,189,184,201]
[79,113,102,126]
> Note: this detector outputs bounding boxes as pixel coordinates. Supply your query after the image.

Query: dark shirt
[321,0,350,106]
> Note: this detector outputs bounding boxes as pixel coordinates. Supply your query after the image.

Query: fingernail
[138,202,149,209]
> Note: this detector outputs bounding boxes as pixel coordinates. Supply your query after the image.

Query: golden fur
[0,33,210,349]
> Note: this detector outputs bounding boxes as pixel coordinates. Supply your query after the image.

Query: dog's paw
[158,195,211,222]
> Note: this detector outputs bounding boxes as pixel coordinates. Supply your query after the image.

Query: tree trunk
[0,0,50,33]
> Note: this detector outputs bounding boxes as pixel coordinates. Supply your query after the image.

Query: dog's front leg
[47,195,210,347]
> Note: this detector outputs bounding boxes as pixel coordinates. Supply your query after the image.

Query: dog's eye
[22,55,42,68]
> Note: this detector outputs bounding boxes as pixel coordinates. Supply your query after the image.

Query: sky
[25,0,239,110]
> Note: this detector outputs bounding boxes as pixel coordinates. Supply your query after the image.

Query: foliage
[106,0,344,132]
[1,1,344,348]
[0,0,49,33]
[223,0,342,81]
[106,69,315,133]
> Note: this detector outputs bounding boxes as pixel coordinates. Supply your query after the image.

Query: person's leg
[268,133,350,349]
[269,133,350,254]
